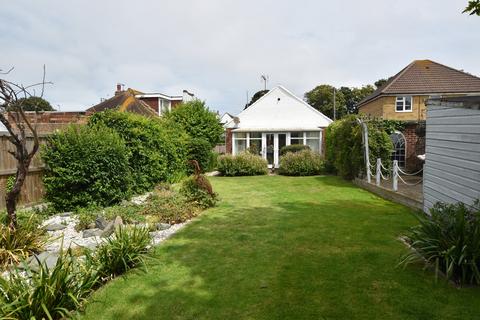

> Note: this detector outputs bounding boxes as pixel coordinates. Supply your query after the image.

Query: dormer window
[395,96,412,112]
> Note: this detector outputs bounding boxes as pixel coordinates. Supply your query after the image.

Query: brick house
[87,84,195,117]
[358,59,480,171]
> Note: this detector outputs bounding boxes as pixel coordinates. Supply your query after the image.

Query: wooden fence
[0,133,47,210]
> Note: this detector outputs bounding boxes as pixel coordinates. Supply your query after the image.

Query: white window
[248,132,263,156]
[305,131,321,153]
[395,96,412,112]
[160,99,171,115]
[233,132,247,154]
[290,132,304,145]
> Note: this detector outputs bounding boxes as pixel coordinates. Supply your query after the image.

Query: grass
[81,176,480,319]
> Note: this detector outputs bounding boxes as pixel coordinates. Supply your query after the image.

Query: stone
[83,228,103,238]
[44,223,66,231]
[101,221,115,237]
[60,212,73,217]
[26,252,59,272]
[113,216,123,228]
[95,216,108,230]
[156,223,171,231]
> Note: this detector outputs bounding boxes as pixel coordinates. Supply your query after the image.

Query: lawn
[81,176,480,319]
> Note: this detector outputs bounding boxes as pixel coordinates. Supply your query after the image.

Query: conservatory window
[305,131,320,153]
[290,132,304,145]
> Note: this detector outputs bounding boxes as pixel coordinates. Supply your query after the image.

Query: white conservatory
[226,86,332,168]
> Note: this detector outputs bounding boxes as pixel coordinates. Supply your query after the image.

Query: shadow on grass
[83,194,480,320]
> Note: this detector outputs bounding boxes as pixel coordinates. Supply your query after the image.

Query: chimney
[115,83,124,95]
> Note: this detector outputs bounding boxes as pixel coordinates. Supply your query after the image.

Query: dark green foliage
[464,0,480,15]
[339,85,375,114]
[217,153,268,176]
[305,84,346,119]
[42,125,132,211]
[85,227,151,281]
[400,201,480,285]
[278,150,325,176]
[245,90,269,109]
[141,189,199,224]
[325,115,392,179]
[186,137,213,173]
[374,78,388,89]
[279,144,311,156]
[89,111,188,193]
[180,175,218,209]
[0,249,98,320]
[164,100,223,148]
[9,96,55,111]
[382,119,407,135]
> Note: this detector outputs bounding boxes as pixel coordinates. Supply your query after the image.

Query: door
[275,134,287,167]
[264,133,287,168]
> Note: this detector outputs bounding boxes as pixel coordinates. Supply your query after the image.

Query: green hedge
[279,144,310,156]
[186,137,212,174]
[325,115,392,179]
[278,149,325,176]
[217,153,268,176]
[42,125,132,211]
[89,111,188,193]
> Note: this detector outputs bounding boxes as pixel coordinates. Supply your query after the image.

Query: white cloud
[1,0,479,115]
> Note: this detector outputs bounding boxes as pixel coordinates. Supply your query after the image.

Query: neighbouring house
[87,84,195,117]
[219,112,234,126]
[423,95,480,213]
[358,59,480,171]
[225,86,332,168]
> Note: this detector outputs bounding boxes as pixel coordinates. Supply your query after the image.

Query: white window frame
[158,98,172,115]
[395,96,413,113]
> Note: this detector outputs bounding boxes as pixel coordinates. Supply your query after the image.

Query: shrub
[400,201,480,285]
[0,249,98,320]
[74,204,146,231]
[280,144,310,156]
[325,115,392,179]
[186,137,213,174]
[89,111,188,193]
[141,189,198,224]
[85,226,151,281]
[42,125,132,211]
[0,215,46,268]
[278,150,325,176]
[180,175,218,209]
[217,153,268,176]
[163,100,224,148]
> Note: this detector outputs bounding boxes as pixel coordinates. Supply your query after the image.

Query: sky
[1,0,479,116]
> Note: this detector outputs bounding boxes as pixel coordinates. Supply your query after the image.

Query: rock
[26,252,59,272]
[205,171,221,177]
[95,216,108,230]
[101,221,115,237]
[88,222,96,229]
[113,216,123,228]
[44,223,66,231]
[83,228,103,238]
[60,212,72,217]
[156,223,171,231]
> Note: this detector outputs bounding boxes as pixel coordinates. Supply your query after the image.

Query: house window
[390,131,406,169]
[233,132,247,154]
[290,132,304,145]
[395,96,412,112]
[305,131,320,153]
[160,99,171,114]
[248,132,262,156]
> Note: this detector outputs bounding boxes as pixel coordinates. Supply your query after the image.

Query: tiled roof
[358,60,480,107]
[86,89,158,117]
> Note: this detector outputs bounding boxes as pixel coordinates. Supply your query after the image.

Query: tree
[245,90,269,109]
[464,0,480,15]
[374,78,388,89]
[13,96,54,111]
[304,84,346,120]
[164,100,224,148]
[339,85,375,114]
[0,67,50,230]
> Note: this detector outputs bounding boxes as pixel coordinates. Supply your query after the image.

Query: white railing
[368,158,423,192]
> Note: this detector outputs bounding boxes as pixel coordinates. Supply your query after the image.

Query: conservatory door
[264,133,286,168]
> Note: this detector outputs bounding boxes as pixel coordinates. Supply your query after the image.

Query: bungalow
[225,86,332,168]
[358,60,480,171]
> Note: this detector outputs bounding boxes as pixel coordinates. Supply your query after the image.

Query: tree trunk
[6,164,28,230]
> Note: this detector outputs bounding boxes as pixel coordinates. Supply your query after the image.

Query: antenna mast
[260,74,269,91]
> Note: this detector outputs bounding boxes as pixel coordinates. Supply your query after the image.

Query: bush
[89,111,188,193]
[217,153,268,176]
[0,249,98,320]
[42,125,132,211]
[186,137,213,174]
[280,144,310,156]
[180,175,218,209]
[278,150,325,176]
[85,226,151,281]
[325,115,392,179]
[0,215,46,268]
[141,189,199,224]
[400,201,480,285]
[164,100,224,148]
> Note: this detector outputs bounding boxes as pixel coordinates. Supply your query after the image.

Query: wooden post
[393,160,398,192]
[376,158,381,186]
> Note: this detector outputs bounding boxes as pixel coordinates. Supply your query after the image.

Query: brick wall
[7,111,87,134]
[171,100,182,109]
[403,122,425,171]
[139,97,159,113]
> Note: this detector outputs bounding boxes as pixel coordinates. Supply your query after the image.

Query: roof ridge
[425,59,480,81]
[381,61,416,93]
